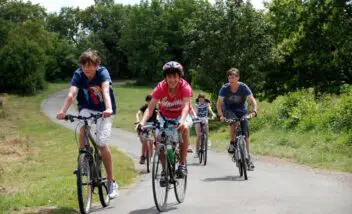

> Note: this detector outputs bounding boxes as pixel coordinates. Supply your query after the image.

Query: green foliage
[0,21,47,94]
[265,0,352,97]
[45,36,78,81]
[184,0,273,101]
[0,0,350,99]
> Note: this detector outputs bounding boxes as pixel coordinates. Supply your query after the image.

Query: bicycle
[65,113,110,214]
[193,117,209,166]
[135,121,156,173]
[142,119,187,212]
[225,115,251,180]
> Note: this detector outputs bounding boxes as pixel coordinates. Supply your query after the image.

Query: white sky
[28,0,268,13]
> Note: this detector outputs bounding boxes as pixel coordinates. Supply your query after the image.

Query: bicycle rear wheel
[97,159,110,207]
[77,153,93,214]
[152,152,169,212]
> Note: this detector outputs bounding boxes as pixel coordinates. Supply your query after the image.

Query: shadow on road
[202,175,245,182]
[128,205,177,214]
[89,205,115,213]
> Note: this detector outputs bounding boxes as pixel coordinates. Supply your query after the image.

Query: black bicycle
[65,113,110,214]
[225,115,251,180]
[193,117,209,166]
[143,119,187,212]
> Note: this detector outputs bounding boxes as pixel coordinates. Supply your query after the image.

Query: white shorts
[156,115,192,143]
[79,108,113,147]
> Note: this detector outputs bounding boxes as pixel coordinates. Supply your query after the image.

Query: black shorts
[223,111,250,137]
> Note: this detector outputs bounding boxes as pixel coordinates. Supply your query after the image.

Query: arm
[216,96,225,122]
[140,98,158,125]
[179,97,191,125]
[136,110,143,122]
[102,81,113,118]
[208,104,216,118]
[56,86,78,119]
[248,95,258,117]
[189,104,197,119]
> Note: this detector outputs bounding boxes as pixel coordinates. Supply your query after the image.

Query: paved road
[42,89,352,214]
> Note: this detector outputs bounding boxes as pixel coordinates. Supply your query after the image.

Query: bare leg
[180,127,189,164]
[100,145,113,181]
[195,124,201,151]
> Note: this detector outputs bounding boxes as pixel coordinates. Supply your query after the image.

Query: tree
[0,21,48,94]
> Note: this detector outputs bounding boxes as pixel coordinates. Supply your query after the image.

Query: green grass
[112,85,352,172]
[0,84,137,213]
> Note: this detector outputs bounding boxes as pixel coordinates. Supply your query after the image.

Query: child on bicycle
[135,95,158,164]
[138,61,193,179]
[216,68,257,170]
[56,49,118,199]
[193,93,216,158]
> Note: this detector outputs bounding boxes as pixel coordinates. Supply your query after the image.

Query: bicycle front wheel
[146,142,151,173]
[77,153,93,214]
[174,162,187,203]
[203,134,208,166]
[199,136,203,164]
[152,151,169,212]
[239,139,248,180]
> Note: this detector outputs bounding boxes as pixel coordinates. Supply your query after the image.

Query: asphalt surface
[42,89,352,214]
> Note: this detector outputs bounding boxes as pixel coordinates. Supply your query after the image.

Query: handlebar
[136,119,178,131]
[193,117,209,124]
[65,113,103,123]
[224,115,252,124]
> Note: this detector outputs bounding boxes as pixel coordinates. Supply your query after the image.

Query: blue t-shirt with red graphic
[71,66,116,114]
[219,82,252,114]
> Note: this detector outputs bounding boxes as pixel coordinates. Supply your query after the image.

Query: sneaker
[108,180,119,199]
[227,143,236,154]
[159,170,167,187]
[187,145,193,153]
[177,164,187,178]
[247,159,255,171]
[139,156,145,164]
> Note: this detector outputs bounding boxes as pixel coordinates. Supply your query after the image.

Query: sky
[28,0,268,13]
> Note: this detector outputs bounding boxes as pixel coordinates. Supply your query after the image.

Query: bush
[0,36,46,94]
[269,90,319,130]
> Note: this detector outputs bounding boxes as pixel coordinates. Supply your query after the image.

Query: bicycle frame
[82,124,104,185]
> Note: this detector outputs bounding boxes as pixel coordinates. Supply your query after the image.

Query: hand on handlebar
[219,115,225,123]
[102,109,113,118]
[56,112,66,120]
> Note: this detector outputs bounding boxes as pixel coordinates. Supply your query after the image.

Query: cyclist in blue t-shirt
[56,49,118,198]
[216,68,258,170]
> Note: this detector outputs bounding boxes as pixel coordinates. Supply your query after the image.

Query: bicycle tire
[152,151,169,212]
[77,153,93,214]
[97,159,110,207]
[203,134,208,166]
[146,142,151,173]
[199,135,204,164]
[174,161,187,203]
[239,140,248,180]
